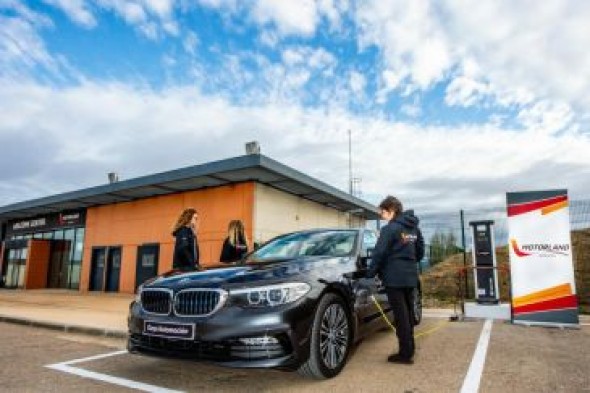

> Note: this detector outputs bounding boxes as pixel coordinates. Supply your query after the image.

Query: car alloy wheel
[298,293,352,379]
[319,303,349,369]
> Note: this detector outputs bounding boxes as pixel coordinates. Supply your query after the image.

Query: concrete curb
[0,314,127,339]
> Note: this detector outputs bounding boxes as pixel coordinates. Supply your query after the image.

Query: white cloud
[517,100,576,136]
[183,30,199,56]
[1,79,589,210]
[356,0,590,132]
[445,76,490,107]
[0,3,59,77]
[252,0,319,37]
[282,46,336,70]
[349,71,366,95]
[43,0,97,27]
[317,0,350,32]
[43,0,182,39]
[356,0,452,93]
[400,103,421,118]
[143,0,174,18]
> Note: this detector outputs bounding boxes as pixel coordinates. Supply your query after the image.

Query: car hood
[145,257,351,290]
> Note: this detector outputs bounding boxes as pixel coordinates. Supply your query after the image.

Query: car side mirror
[358,248,373,270]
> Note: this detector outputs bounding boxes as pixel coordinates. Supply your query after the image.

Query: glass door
[4,248,27,289]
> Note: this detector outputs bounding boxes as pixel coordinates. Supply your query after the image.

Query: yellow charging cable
[370,294,397,333]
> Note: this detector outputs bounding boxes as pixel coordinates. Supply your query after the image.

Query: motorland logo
[510,239,570,258]
[401,232,418,244]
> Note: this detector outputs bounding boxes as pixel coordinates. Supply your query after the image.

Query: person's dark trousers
[385,287,415,360]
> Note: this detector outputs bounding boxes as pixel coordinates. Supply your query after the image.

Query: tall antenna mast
[348,129,352,195]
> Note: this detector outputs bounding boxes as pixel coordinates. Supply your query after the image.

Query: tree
[428,230,460,266]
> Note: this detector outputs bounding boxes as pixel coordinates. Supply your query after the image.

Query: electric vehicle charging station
[470,220,500,304]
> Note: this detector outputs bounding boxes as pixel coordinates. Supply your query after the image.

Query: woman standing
[220,220,249,263]
[172,208,201,271]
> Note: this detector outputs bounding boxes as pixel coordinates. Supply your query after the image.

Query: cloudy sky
[1,0,590,213]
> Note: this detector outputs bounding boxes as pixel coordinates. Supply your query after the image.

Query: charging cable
[370,294,396,333]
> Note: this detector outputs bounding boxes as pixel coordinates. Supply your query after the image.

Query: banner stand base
[465,302,511,320]
[512,320,580,330]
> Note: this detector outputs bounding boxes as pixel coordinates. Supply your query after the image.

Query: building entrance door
[105,247,121,292]
[4,247,27,289]
[136,244,159,290]
[48,240,68,288]
[89,248,106,291]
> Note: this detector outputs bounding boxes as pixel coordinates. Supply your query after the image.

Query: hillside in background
[421,229,590,313]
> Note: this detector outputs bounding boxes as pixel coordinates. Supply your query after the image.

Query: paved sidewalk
[0,289,132,338]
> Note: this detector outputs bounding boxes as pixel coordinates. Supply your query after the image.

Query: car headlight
[135,284,143,304]
[230,282,311,307]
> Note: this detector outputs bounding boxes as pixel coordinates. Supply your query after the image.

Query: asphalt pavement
[1,289,589,392]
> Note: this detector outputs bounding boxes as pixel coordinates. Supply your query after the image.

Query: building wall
[253,183,365,244]
[80,182,255,294]
[24,240,51,289]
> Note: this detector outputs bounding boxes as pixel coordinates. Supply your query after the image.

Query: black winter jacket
[219,237,248,263]
[172,226,200,270]
[367,210,425,288]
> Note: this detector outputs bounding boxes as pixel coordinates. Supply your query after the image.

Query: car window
[245,231,358,263]
[362,231,377,250]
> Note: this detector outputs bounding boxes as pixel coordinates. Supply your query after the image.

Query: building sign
[506,189,579,327]
[58,212,82,226]
[7,210,86,236]
[12,218,47,231]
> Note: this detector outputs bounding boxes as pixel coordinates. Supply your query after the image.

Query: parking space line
[57,350,128,366]
[460,319,493,393]
[45,350,184,393]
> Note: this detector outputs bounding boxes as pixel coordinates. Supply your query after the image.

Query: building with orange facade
[0,154,378,294]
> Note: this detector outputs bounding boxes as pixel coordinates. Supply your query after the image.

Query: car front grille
[141,289,172,315]
[174,289,227,317]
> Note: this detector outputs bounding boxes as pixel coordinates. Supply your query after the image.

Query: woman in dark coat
[219,220,249,263]
[172,208,201,271]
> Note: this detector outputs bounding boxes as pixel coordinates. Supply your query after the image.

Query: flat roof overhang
[0,155,379,222]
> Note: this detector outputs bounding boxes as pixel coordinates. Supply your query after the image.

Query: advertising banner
[506,189,579,327]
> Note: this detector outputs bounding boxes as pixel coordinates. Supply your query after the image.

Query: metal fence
[416,199,590,269]
[415,199,590,312]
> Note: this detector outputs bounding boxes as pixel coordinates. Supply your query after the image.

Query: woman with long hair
[219,219,249,263]
[172,208,201,271]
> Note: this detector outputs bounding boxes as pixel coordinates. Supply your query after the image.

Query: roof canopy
[0,154,379,221]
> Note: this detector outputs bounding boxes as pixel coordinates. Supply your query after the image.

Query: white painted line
[58,350,128,366]
[460,319,493,393]
[45,350,185,393]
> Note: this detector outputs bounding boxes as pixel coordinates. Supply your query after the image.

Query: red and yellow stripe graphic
[512,283,577,315]
[507,195,568,217]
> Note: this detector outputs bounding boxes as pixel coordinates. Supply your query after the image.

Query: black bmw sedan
[127,228,422,379]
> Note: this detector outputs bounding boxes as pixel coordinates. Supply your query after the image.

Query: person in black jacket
[367,195,424,364]
[220,220,249,263]
[172,208,201,271]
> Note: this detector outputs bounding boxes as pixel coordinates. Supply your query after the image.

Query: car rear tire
[412,287,422,326]
[298,293,352,379]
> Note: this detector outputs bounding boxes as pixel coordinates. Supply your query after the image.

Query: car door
[353,230,386,334]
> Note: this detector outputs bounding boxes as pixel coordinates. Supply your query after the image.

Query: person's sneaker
[387,354,414,364]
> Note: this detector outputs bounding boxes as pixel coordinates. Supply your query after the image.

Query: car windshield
[245,231,358,263]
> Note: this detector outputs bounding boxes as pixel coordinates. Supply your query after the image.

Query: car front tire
[298,293,352,379]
